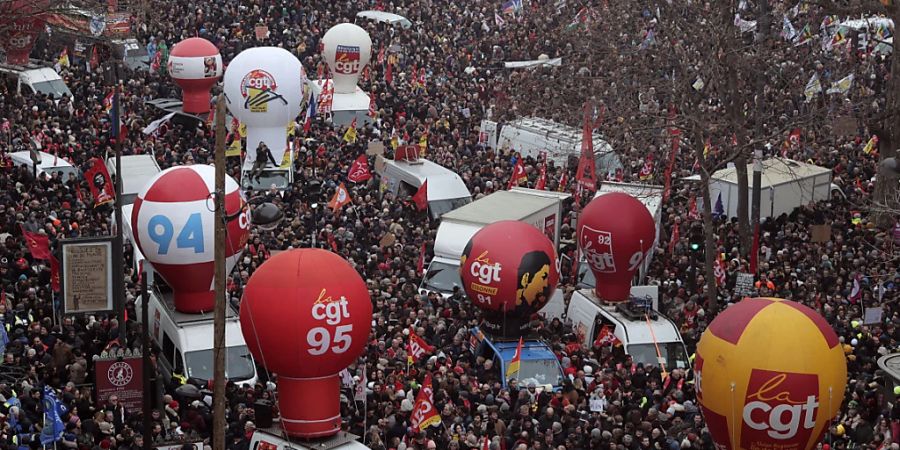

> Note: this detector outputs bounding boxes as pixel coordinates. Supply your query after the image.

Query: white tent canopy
[356,11,413,29]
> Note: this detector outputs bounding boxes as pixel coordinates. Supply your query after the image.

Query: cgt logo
[580,225,616,273]
[742,369,819,444]
[334,45,361,75]
[312,289,350,325]
[470,251,501,286]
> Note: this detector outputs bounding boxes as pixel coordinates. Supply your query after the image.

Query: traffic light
[689,224,703,252]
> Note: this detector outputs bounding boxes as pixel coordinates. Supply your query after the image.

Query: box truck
[420,190,569,298]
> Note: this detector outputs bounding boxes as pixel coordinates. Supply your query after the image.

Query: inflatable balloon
[168,38,222,114]
[132,165,249,313]
[223,47,304,167]
[577,192,655,302]
[460,221,559,338]
[696,297,847,450]
[240,249,372,438]
[321,23,372,94]
[2,1,46,65]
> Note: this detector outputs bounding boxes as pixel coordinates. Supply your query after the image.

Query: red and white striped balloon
[131,165,249,313]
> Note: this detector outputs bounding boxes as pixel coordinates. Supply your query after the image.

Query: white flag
[354,369,367,402]
[142,112,176,136]
[804,74,822,102]
[826,74,854,95]
[782,16,797,41]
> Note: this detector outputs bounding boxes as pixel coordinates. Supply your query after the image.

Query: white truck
[543,288,690,372]
[420,189,569,298]
[249,430,370,450]
[480,117,623,175]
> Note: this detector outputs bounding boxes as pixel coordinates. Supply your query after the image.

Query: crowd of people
[0,0,897,449]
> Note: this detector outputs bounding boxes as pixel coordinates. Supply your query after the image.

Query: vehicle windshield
[422,260,461,294]
[184,346,256,381]
[243,169,290,191]
[429,197,471,220]
[516,359,564,387]
[627,342,690,371]
[32,79,73,99]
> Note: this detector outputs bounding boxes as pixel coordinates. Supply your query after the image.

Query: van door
[158,331,176,382]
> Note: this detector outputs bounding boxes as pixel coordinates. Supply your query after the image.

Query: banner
[347,154,372,183]
[407,328,434,364]
[95,356,144,410]
[85,158,115,207]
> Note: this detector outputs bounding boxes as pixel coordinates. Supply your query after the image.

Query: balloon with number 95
[239,248,372,438]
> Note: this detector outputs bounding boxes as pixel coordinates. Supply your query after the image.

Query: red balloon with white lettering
[168,38,223,114]
[240,249,372,439]
[577,192,655,302]
[132,165,249,313]
[460,220,559,338]
[2,1,47,65]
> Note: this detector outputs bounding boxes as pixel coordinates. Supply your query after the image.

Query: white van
[8,151,80,180]
[136,282,259,387]
[0,63,73,99]
[249,430,370,450]
[376,156,472,220]
[105,154,162,205]
[557,289,690,372]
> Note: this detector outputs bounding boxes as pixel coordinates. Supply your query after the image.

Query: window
[174,349,184,374]
[162,333,175,362]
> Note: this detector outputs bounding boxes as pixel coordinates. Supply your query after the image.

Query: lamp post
[212,94,283,448]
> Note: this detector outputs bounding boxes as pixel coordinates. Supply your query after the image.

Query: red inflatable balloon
[460,220,559,337]
[168,38,222,114]
[577,192,655,302]
[240,249,372,439]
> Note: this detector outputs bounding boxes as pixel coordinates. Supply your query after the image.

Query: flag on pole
[50,255,61,292]
[535,151,548,190]
[40,386,65,446]
[327,183,352,212]
[20,226,51,260]
[412,180,428,211]
[557,171,568,192]
[304,91,317,133]
[85,157,116,207]
[714,254,727,286]
[407,328,435,365]
[638,155,654,180]
[688,196,700,220]
[368,95,377,118]
[714,192,725,217]
[804,74,822,102]
[668,223,679,254]
[354,368,367,402]
[343,117,358,143]
[794,24,813,46]
[347,154,372,183]
[508,158,527,189]
[410,373,441,430]
[594,325,622,347]
[505,337,523,379]
[862,135,879,155]
[575,103,597,194]
[826,74,854,95]
[848,273,862,303]
[57,47,70,68]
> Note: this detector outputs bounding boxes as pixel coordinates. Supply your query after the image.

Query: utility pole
[113,81,127,348]
[750,149,762,276]
[212,94,227,450]
[141,269,152,450]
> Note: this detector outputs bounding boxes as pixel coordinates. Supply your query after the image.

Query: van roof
[150,290,246,352]
[109,155,161,194]
[442,190,558,224]
[594,182,663,217]
[9,151,75,169]
[383,158,471,201]
[494,340,557,362]
[576,289,682,345]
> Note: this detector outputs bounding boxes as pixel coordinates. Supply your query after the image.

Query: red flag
[347,154,372,183]
[385,62,393,85]
[688,196,700,220]
[85,157,115,207]
[714,255,727,287]
[327,183,352,212]
[508,158,527,189]
[410,373,441,430]
[417,242,426,275]
[377,45,385,65]
[593,325,622,347]
[418,67,426,87]
[368,95,377,118]
[412,180,428,211]
[91,46,100,71]
[21,226,51,260]
[407,328,435,364]
[409,64,418,88]
[327,232,338,252]
[668,223,679,254]
[535,152,548,190]
[50,255,61,292]
[575,102,597,194]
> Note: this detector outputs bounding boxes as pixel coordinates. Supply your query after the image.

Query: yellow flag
[418,133,428,155]
[505,337,523,379]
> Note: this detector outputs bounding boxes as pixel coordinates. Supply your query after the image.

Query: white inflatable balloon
[321,23,373,94]
[223,47,305,165]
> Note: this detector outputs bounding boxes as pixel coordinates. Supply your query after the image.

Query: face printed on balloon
[516,251,552,308]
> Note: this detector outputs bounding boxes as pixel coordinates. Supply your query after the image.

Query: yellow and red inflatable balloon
[696,297,846,450]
